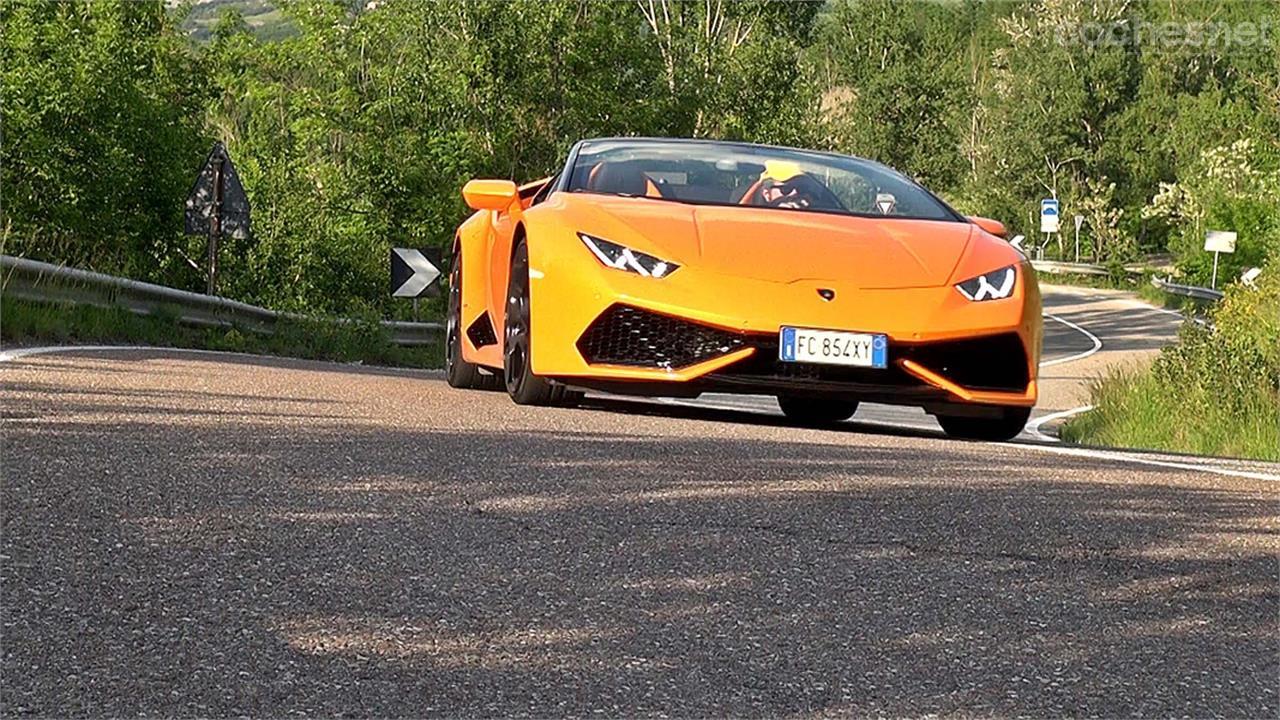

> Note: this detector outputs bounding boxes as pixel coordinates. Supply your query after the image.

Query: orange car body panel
[456,185,1041,408]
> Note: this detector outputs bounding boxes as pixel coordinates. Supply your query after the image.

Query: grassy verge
[0,298,442,369]
[1035,271,1142,291]
[1061,267,1280,461]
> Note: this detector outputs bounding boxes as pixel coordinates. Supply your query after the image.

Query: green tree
[1,0,211,284]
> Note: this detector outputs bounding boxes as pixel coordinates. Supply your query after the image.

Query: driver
[755,160,825,209]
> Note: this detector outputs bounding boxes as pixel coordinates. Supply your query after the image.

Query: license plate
[779,327,888,368]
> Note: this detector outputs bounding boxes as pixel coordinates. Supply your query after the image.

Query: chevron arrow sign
[390,248,442,298]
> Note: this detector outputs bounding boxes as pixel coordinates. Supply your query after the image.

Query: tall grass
[1062,265,1280,461]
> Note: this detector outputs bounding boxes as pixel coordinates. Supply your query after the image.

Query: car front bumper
[528,241,1041,408]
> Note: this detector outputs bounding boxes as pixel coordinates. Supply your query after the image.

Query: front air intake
[900,332,1030,392]
[466,312,498,348]
[576,305,745,369]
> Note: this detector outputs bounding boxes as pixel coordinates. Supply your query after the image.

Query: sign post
[1073,214,1084,262]
[185,142,250,296]
[1203,230,1237,290]
[1039,199,1060,259]
[391,247,443,320]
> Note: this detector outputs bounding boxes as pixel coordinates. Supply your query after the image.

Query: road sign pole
[185,142,249,280]
[1211,251,1220,290]
[207,156,224,296]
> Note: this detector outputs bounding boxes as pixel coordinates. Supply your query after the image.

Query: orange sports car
[447,138,1041,440]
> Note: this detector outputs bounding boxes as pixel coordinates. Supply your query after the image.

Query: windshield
[564,139,960,222]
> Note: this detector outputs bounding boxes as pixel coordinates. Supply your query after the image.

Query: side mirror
[967,216,1007,239]
[462,179,518,211]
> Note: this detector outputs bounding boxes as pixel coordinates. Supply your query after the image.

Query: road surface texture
[2,286,1277,717]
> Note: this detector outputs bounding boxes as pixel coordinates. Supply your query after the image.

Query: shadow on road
[4,390,1276,717]
[1043,293,1185,354]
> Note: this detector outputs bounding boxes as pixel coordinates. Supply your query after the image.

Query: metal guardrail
[0,255,442,346]
[1150,275,1224,302]
[1031,260,1225,303]
[1030,260,1176,277]
[1030,260,1110,276]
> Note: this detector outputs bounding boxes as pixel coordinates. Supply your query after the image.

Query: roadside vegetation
[1062,266,1280,461]
[3,0,1277,318]
[0,299,441,368]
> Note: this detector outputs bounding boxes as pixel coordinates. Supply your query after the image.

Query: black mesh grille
[466,313,498,348]
[577,305,745,369]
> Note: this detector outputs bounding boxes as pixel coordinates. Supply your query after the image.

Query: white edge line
[661,396,1279,482]
[9,345,1276,482]
[0,344,298,364]
[0,344,445,377]
[1040,313,1103,367]
[1004,440,1280,482]
[1119,299,1209,326]
[1025,404,1095,443]
[0,344,177,363]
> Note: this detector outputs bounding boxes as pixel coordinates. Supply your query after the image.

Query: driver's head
[759,160,811,207]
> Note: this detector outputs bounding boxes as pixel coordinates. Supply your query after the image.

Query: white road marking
[1025,404,1095,442]
[1007,441,1280,482]
[0,344,450,376]
[0,344,262,363]
[1040,313,1103,367]
[671,309,1110,439]
[0,345,156,361]
[1116,298,1208,326]
[9,344,1274,481]
[656,396,1280,482]
[1022,310,1108,442]
[670,296,1263,480]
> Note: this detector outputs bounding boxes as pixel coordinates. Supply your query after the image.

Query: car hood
[562,194,974,289]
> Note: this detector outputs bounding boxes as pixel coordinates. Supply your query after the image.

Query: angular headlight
[578,232,679,279]
[955,265,1017,301]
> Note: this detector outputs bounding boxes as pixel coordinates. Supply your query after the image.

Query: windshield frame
[553,137,966,223]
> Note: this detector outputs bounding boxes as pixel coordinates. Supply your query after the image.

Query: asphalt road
[2,286,1277,717]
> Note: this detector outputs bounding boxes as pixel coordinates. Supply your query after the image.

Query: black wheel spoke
[504,249,531,394]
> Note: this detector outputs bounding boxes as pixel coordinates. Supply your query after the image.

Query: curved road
[2,286,1277,717]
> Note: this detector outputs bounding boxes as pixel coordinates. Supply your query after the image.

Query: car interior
[563,147,957,221]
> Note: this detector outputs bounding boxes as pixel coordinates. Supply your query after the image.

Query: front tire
[777,395,859,425]
[503,236,581,407]
[936,406,1031,441]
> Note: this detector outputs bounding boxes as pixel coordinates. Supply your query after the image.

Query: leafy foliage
[3,0,1278,316]
[1063,264,1280,460]
[2,0,211,283]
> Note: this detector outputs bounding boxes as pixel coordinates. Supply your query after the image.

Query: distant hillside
[178,0,296,41]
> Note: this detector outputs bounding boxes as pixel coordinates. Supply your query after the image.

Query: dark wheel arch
[445,236,501,390]
[502,234,581,407]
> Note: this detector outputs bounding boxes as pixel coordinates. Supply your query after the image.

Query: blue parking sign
[1040,198,1060,233]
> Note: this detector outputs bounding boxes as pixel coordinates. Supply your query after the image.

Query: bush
[1062,264,1280,460]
